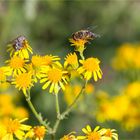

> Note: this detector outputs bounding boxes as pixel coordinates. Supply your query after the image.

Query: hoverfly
[11,35,26,51]
[72,29,100,41]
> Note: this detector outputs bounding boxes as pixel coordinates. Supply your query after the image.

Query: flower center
[105,129,112,137]
[66,54,77,65]
[16,73,32,88]
[88,131,101,140]
[10,56,25,69]
[70,38,88,47]
[6,119,20,133]
[32,55,43,67]
[47,68,62,83]
[34,126,46,138]
[43,55,52,65]
[83,58,100,72]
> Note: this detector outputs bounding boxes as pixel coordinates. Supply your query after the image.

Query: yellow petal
[93,71,98,82]
[23,49,29,59]
[59,81,65,90]
[42,81,51,90]
[49,83,55,93]
[77,136,86,140]
[97,70,102,79]
[20,124,31,130]
[15,130,25,139]
[86,125,92,132]
[94,126,100,132]
[3,134,13,140]
[82,128,89,134]
[40,78,48,83]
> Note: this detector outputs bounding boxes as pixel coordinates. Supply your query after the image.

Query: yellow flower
[100,129,118,140]
[28,55,46,82]
[13,107,29,119]
[0,94,14,117]
[64,84,82,105]
[69,38,88,53]
[6,55,28,76]
[64,83,94,105]
[64,53,79,69]
[0,124,6,140]
[25,126,46,140]
[42,55,60,66]
[111,43,140,70]
[61,132,77,140]
[33,126,46,140]
[0,82,10,91]
[122,104,140,130]
[31,55,45,67]
[12,72,34,96]
[85,83,94,94]
[124,82,140,98]
[97,95,130,122]
[7,36,33,59]
[2,118,31,140]
[78,57,102,81]
[0,67,9,83]
[77,125,118,140]
[0,93,13,105]
[133,47,140,68]
[40,66,68,94]
[77,125,101,140]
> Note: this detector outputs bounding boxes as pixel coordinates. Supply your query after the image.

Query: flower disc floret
[78,57,102,81]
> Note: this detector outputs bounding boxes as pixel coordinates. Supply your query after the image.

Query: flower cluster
[112,43,140,70]
[0,117,46,140]
[61,125,118,140]
[96,82,140,130]
[0,93,28,119]
[0,33,109,140]
[0,35,102,96]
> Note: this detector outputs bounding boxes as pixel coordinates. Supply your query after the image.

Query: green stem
[80,51,85,60]
[55,93,60,117]
[50,93,61,139]
[51,81,87,136]
[25,90,52,132]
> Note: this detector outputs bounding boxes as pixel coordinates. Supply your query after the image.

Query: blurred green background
[0,0,140,139]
